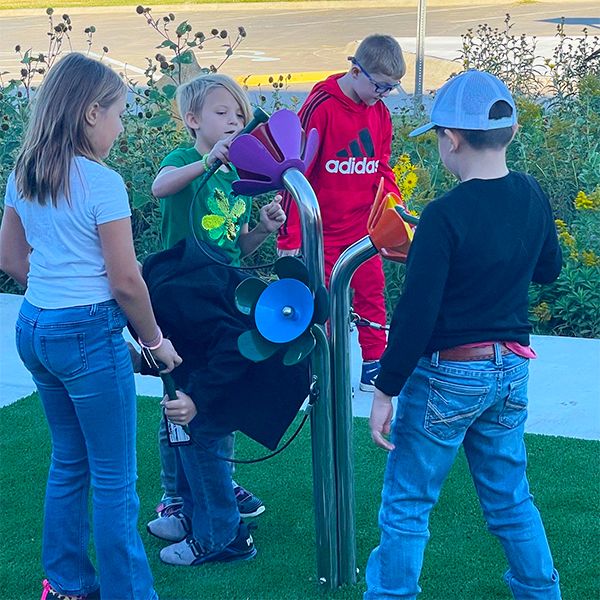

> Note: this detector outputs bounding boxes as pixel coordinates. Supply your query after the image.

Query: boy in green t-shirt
[146,73,286,563]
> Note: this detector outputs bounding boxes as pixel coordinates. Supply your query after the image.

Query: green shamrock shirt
[158,146,252,266]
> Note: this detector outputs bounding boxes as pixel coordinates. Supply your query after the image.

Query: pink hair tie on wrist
[138,327,163,351]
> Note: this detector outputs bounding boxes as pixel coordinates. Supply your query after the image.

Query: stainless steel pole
[415,0,427,108]
[282,169,325,290]
[281,168,339,588]
[329,236,378,585]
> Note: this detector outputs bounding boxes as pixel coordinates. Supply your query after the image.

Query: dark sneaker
[147,509,190,542]
[234,484,265,518]
[359,360,381,392]
[41,580,100,600]
[159,521,257,566]
[154,496,184,518]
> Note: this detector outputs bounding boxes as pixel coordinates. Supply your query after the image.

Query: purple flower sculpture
[229,109,319,196]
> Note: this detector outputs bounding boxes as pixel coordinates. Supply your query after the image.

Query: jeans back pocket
[499,374,529,429]
[425,378,490,441]
[40,333,88,378]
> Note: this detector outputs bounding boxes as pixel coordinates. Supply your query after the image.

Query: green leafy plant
[385,15,600,338]
[0,5,249,288]
[530,197,600,337]
[242,73,301,112]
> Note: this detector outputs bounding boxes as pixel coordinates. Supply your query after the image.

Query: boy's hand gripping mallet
[197,106,270,190]
[141,347,191,445]
[159,371,192,445]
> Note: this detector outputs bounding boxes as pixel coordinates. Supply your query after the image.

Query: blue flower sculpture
[235,256,328,365]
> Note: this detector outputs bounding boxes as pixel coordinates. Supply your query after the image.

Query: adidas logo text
[325,157,380,175]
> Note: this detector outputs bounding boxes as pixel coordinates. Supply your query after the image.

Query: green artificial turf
[1,393,598,599]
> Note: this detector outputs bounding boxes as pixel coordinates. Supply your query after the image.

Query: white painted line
[453,8,596,24]
[392,36,587,61]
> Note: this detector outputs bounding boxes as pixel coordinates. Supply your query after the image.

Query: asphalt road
[0,1,598,112]
[1,1,598,88]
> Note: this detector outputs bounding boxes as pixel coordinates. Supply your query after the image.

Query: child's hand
[259,194,287,233]
[205,132,238,168]
[369,389,395,451]
[162,390,197,426]
[150,338,182,373]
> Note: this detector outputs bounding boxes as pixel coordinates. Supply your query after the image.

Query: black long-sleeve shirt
[376,171,562,397]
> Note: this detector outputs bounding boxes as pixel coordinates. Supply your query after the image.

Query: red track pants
[324,243,387,361]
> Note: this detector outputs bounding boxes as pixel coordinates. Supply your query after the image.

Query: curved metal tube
[281,169,326,290]
[281,168,338,587]
[395,205,420,226]
[329,236,378,585]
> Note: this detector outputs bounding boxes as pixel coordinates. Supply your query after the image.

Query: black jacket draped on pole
[141,237,310,450]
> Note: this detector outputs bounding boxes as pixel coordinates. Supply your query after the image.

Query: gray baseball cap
[409,70,517,137]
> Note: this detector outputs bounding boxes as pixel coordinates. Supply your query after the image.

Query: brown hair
[14,52,125,206]
[355,34,406,80]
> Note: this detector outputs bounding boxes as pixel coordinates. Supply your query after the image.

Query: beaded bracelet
[201,153,211,172]
[138,327,163,351]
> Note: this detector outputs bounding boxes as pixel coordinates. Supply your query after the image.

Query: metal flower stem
[281,168,339,588]
[329,236,378,585]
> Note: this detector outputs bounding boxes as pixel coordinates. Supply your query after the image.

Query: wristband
[138,327,163,351]
[201,154,211,172]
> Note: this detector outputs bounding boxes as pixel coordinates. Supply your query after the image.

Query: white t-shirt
[4,156,132,308]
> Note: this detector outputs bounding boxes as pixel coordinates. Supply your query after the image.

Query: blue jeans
[158,418,235,499]
[365,346,560,600]
[16,299,157,600]
[175,418,240,551]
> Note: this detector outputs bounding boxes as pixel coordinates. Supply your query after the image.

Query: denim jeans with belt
[16,299,157,600]
[365,345,561,600]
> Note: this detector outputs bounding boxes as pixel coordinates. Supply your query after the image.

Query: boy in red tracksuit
[277,34,406,391]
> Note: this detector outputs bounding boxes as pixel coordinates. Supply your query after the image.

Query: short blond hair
[355,35,406,80]
[176,73,252,139]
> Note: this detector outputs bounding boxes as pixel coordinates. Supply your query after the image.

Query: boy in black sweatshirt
[365,70,562,600]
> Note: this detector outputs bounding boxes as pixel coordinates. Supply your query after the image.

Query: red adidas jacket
[278,73,400,250]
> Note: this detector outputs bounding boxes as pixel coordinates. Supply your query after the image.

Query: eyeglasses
[349,57,402,95]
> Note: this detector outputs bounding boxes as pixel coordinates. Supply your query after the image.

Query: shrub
[385,16,600,338]
[0,6,249,291]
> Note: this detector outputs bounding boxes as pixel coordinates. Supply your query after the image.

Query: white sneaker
[160,523,257,566]
[160,537,198,566]
[147,510,190,542]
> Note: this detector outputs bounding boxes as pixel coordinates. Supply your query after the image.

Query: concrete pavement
[1,292,598,440]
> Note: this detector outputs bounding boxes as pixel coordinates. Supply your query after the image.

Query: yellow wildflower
[588,187,600,209]
[532,302,552,322]
[558,230,576,248]
[555,219,567,232]
[405,172,418,188]
[574,191,594,210]
[393,154,419,202]
[581,251,600,267]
